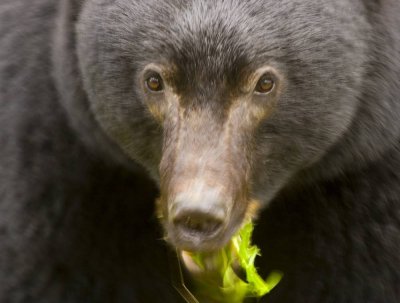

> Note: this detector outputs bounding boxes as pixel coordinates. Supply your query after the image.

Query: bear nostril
[173,211,224,236]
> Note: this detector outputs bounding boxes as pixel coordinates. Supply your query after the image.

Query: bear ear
[52,0,132,166]
[363,0,382,12]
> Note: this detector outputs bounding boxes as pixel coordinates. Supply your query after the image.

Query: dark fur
[1,0,400,302]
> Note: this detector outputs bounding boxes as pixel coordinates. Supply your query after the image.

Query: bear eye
[255,74,274,94]
[145,73,164,92]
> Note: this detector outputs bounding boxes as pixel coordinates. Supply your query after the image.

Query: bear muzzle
[167,185,229,251]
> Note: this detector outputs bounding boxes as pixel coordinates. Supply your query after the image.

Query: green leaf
[185,221,283,302]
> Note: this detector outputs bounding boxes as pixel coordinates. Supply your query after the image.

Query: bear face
[76,0,369,252]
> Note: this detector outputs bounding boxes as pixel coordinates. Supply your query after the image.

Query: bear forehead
[95,0,351,93]
[107,0,328,67]
[128,1,263,70]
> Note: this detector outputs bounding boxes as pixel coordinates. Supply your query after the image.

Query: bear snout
[165,185,232,252]
[171,198,225,238]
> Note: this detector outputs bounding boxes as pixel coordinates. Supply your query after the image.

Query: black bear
[0,0,399,302]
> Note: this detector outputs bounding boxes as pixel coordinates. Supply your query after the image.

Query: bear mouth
[165,217,235,252]
[171,220,283,303]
